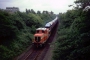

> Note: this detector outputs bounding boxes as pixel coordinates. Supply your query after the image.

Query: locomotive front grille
[35,37,41,42]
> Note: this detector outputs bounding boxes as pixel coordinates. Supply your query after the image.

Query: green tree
[75,0,90,9]
[31,9,36,14]
[53,0,90,60]
[37,11,41,14]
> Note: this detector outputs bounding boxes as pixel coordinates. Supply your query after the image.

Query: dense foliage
[53,0,90,60]
[0,10,55,60]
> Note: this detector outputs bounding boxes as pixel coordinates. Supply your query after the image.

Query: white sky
[0,0,76,14]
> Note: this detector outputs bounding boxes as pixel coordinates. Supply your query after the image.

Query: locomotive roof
[36,28,47,30]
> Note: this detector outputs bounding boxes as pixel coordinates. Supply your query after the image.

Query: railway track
[17,47,44,60]
[25,49,43,60]
[15,21,59,60]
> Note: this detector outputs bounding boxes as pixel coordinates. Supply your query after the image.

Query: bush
[53,10,90,60]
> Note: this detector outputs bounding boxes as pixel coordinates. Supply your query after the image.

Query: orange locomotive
[32,17,58,47]
[32,28,50,47]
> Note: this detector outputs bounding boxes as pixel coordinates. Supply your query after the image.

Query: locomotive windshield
[35,37,41,42]
[36,30,39,33]
[42,30,45,33]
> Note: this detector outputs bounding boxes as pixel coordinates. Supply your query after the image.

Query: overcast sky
[0,0,76,14]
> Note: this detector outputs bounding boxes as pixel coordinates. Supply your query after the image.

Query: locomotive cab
[32,28,50,47]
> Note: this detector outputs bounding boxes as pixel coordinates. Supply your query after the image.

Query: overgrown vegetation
[0,10,55,60]
[53,0,90,60]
